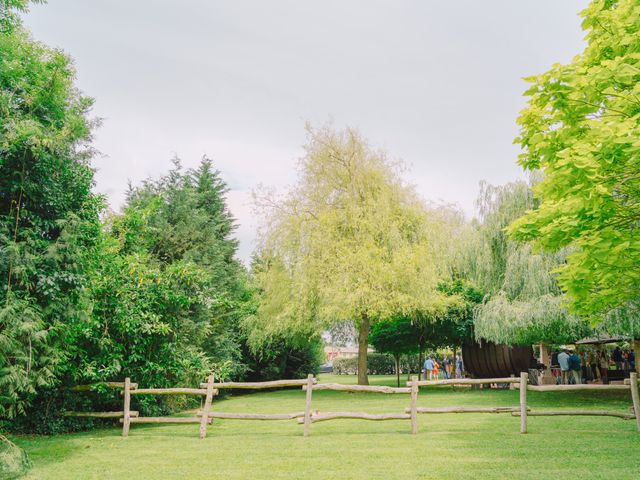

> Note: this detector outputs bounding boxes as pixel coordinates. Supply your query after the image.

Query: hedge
[332,353,422,375]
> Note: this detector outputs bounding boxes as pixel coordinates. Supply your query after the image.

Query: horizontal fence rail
[64,411,139,418]
[121,417,213,424]
[511,410,636,420]
[198,379,317,389]
[519,384,630,392]
[303,383,411,394]
[407,377,519,387]
[131,387,218,396]
[67,372,640,438]
[199,411,306,420]
[70,382,138,392]
[405,406,523,414]
[298,412,412,424]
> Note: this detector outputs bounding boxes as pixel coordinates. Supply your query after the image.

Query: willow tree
[249,124,449,384]
[507,0,640,361]
[461,181,590,346]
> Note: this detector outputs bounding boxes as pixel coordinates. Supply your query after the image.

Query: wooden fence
[66,372,640,438]
[406,372,640,434]
[295,376,419,436]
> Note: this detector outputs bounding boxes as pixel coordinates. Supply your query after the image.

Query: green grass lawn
[11,374,640,479]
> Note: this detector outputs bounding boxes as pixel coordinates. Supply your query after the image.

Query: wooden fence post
[630,372,640,432]
[520,372,528,434]
[303,374,314,437]
[122,377,131,438]
[199,374,215,439]
[410,376,419,435]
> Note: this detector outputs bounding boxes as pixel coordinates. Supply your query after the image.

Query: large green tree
[249,124,451,384]
[0,0,101,416]
[508,0,640,350]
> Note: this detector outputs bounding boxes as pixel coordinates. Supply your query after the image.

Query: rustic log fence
[65,372,640,438]
[509,371,640,433]
[295,376,418,436]
[406,372,640,434]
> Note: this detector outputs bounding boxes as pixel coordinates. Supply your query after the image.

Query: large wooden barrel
[462,342,532,378]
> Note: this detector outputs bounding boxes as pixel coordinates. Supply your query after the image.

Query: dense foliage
[249,124,452,384]
[73,160,249,407]
[0,3,101,417]
[0,0,321,429]
[4,0,640,434]
[463,182,591,345]
[508,0,640,327]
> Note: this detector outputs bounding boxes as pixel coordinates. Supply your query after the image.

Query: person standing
[424,357,435,381]
[569,350,582,384]
[550,349,561,384]
[623,349,630,373]
[612,346,623,371]
[441,357,449,379]
[558,349,570,384]
[597,350,609,384]
[456,355,464,378]
[579,350,589,383]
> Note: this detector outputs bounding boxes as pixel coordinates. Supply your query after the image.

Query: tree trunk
[394,354,400,387]
[357,314,370,385]
[635,339,640,376]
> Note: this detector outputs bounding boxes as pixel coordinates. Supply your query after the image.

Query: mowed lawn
[11,374,640,480]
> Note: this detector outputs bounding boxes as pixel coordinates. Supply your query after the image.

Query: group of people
[423,355,464,380]
[611,346,636,372]
[549,346,636,385]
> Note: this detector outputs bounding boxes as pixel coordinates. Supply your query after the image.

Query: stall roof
[574,335,629,345]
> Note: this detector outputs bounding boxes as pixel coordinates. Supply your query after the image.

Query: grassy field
[11,374,640,479]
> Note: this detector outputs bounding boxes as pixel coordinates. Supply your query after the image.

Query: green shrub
[366,353,396,374]
[0,436,31,479]
[332,357,357,375]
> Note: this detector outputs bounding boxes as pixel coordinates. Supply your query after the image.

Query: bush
[0,436,31,479]
[332,357,357,375]
[366,353,396,374]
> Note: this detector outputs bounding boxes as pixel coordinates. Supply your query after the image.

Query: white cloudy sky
[24,0,589,264]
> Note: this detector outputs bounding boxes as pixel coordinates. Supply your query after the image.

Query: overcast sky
[24,0,589,264]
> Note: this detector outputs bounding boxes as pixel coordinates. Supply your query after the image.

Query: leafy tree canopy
[462,182,591,345]
[0,8,100,416]
[508,0,640,326]
[248,124,454,384]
